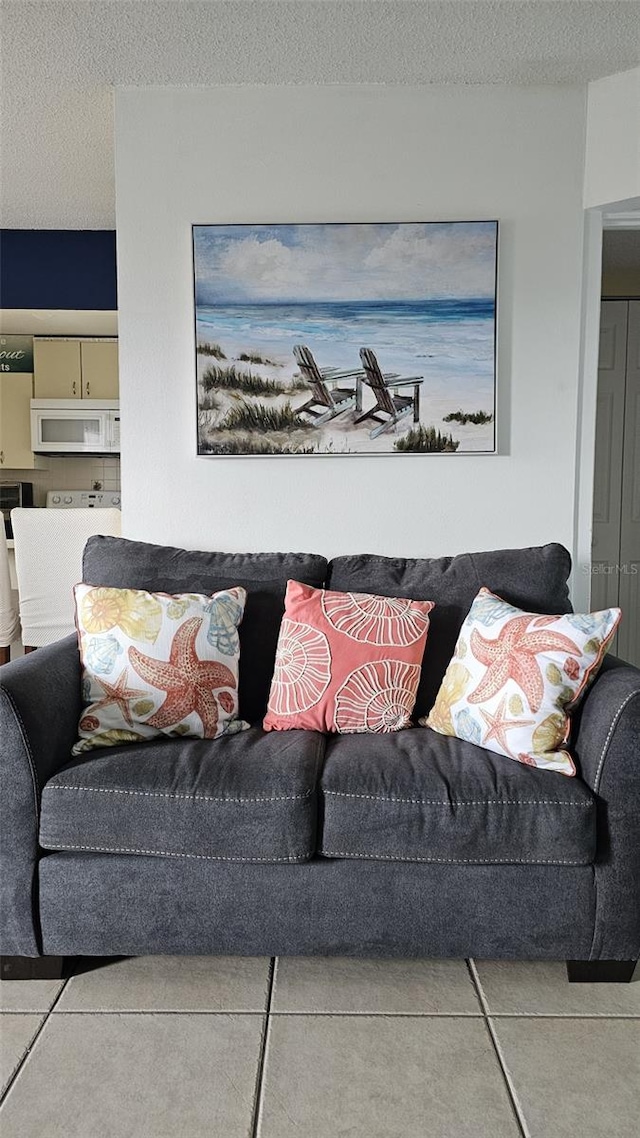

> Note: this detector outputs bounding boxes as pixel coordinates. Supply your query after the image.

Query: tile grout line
[9,1008,484,1017]
[249,956,276,1138]
[466,960,531,1138]
[42,1008,280,1017]
[3,1007,637,1019]
[458,1011,640,1020]
[0,971,71,1109]
[481,1016,532,1138]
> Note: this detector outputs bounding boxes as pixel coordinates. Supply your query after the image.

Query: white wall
[584,68,640,209]
[115,85,586,562]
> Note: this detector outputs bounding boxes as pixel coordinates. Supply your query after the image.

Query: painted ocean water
[196,298,495,401]
[195,298,496,454]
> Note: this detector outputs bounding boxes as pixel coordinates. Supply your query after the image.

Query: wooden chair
[356,348,424,439]
[293,345,363,425]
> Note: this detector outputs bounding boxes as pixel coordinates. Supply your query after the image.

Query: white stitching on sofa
[320,850,587,865]
[323,790,591,807]
[38,842,310,862]
[593,690,640,793]
[45,785,590,807]
[43,785,313,804]
[588,687,640,960]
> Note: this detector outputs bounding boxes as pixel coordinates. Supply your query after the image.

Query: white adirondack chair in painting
[356,347,423,439]
[293,344,363,425]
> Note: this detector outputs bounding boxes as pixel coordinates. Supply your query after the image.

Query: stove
[46,490,121,509]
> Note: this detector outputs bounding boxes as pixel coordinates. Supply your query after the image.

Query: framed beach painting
[193,222,498,456]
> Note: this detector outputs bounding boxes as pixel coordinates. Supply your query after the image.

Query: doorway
[591,229,640,666]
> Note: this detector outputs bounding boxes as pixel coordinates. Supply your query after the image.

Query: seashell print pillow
[423,586,621,775]
[263,580,433,733]
[73,583,248,754]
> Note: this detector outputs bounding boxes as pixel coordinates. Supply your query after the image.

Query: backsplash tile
[1,458,121,506]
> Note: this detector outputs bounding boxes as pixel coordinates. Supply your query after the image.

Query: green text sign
[0,335,33,373]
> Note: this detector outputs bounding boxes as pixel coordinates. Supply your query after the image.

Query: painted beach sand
[193,223,497,456]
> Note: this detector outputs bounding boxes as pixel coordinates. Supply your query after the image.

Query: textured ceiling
[1,1,639,228]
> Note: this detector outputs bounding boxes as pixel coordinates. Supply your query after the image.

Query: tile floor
[1,955,638,1137]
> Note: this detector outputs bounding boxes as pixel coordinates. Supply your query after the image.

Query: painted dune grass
[193,223,498,456]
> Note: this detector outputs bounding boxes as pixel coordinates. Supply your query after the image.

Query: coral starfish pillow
[424,587,621,775]
[263,580,433,733]
[72,583,248,754]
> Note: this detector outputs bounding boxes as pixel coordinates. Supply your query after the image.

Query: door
[0,372,35,468]
[80,340,119,399]
[34,339,82,398]
[617,301,640,666]
[592,300,640,667]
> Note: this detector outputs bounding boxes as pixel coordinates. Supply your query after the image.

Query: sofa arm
[0,636,81,956]
[572,655,640,961]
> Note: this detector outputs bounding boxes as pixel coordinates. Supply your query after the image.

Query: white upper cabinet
[0,372,36,468]
[34,338,118,400]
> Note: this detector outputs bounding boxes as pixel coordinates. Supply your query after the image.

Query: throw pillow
[423,586,621,775]
[73,583,248,754]
[263,580,433,733]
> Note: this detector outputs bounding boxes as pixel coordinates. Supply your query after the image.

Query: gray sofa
[1,538,638,983]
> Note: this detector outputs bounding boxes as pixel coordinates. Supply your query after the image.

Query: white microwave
[30,400,120,454]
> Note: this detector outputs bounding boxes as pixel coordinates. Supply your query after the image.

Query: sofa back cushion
[83,537,328,724]
[326,544,572,719]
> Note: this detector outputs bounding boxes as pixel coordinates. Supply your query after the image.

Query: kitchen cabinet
[79,340,119,399]
[0,372,36,468]
[34,337,118,400]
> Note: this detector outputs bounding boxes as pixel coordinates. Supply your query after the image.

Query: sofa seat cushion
[40,728,325,863]
[320,729,596,865]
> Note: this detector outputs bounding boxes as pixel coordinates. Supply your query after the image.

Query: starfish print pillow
[423,587,621,775]
[72,583,248,754]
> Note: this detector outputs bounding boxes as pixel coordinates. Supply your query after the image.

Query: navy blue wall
[0,230,117,310]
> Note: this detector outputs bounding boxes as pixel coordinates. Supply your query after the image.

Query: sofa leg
[1,956,65,981]
[566,960,637,983]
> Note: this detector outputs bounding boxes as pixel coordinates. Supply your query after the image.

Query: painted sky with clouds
[194,222,497,304]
